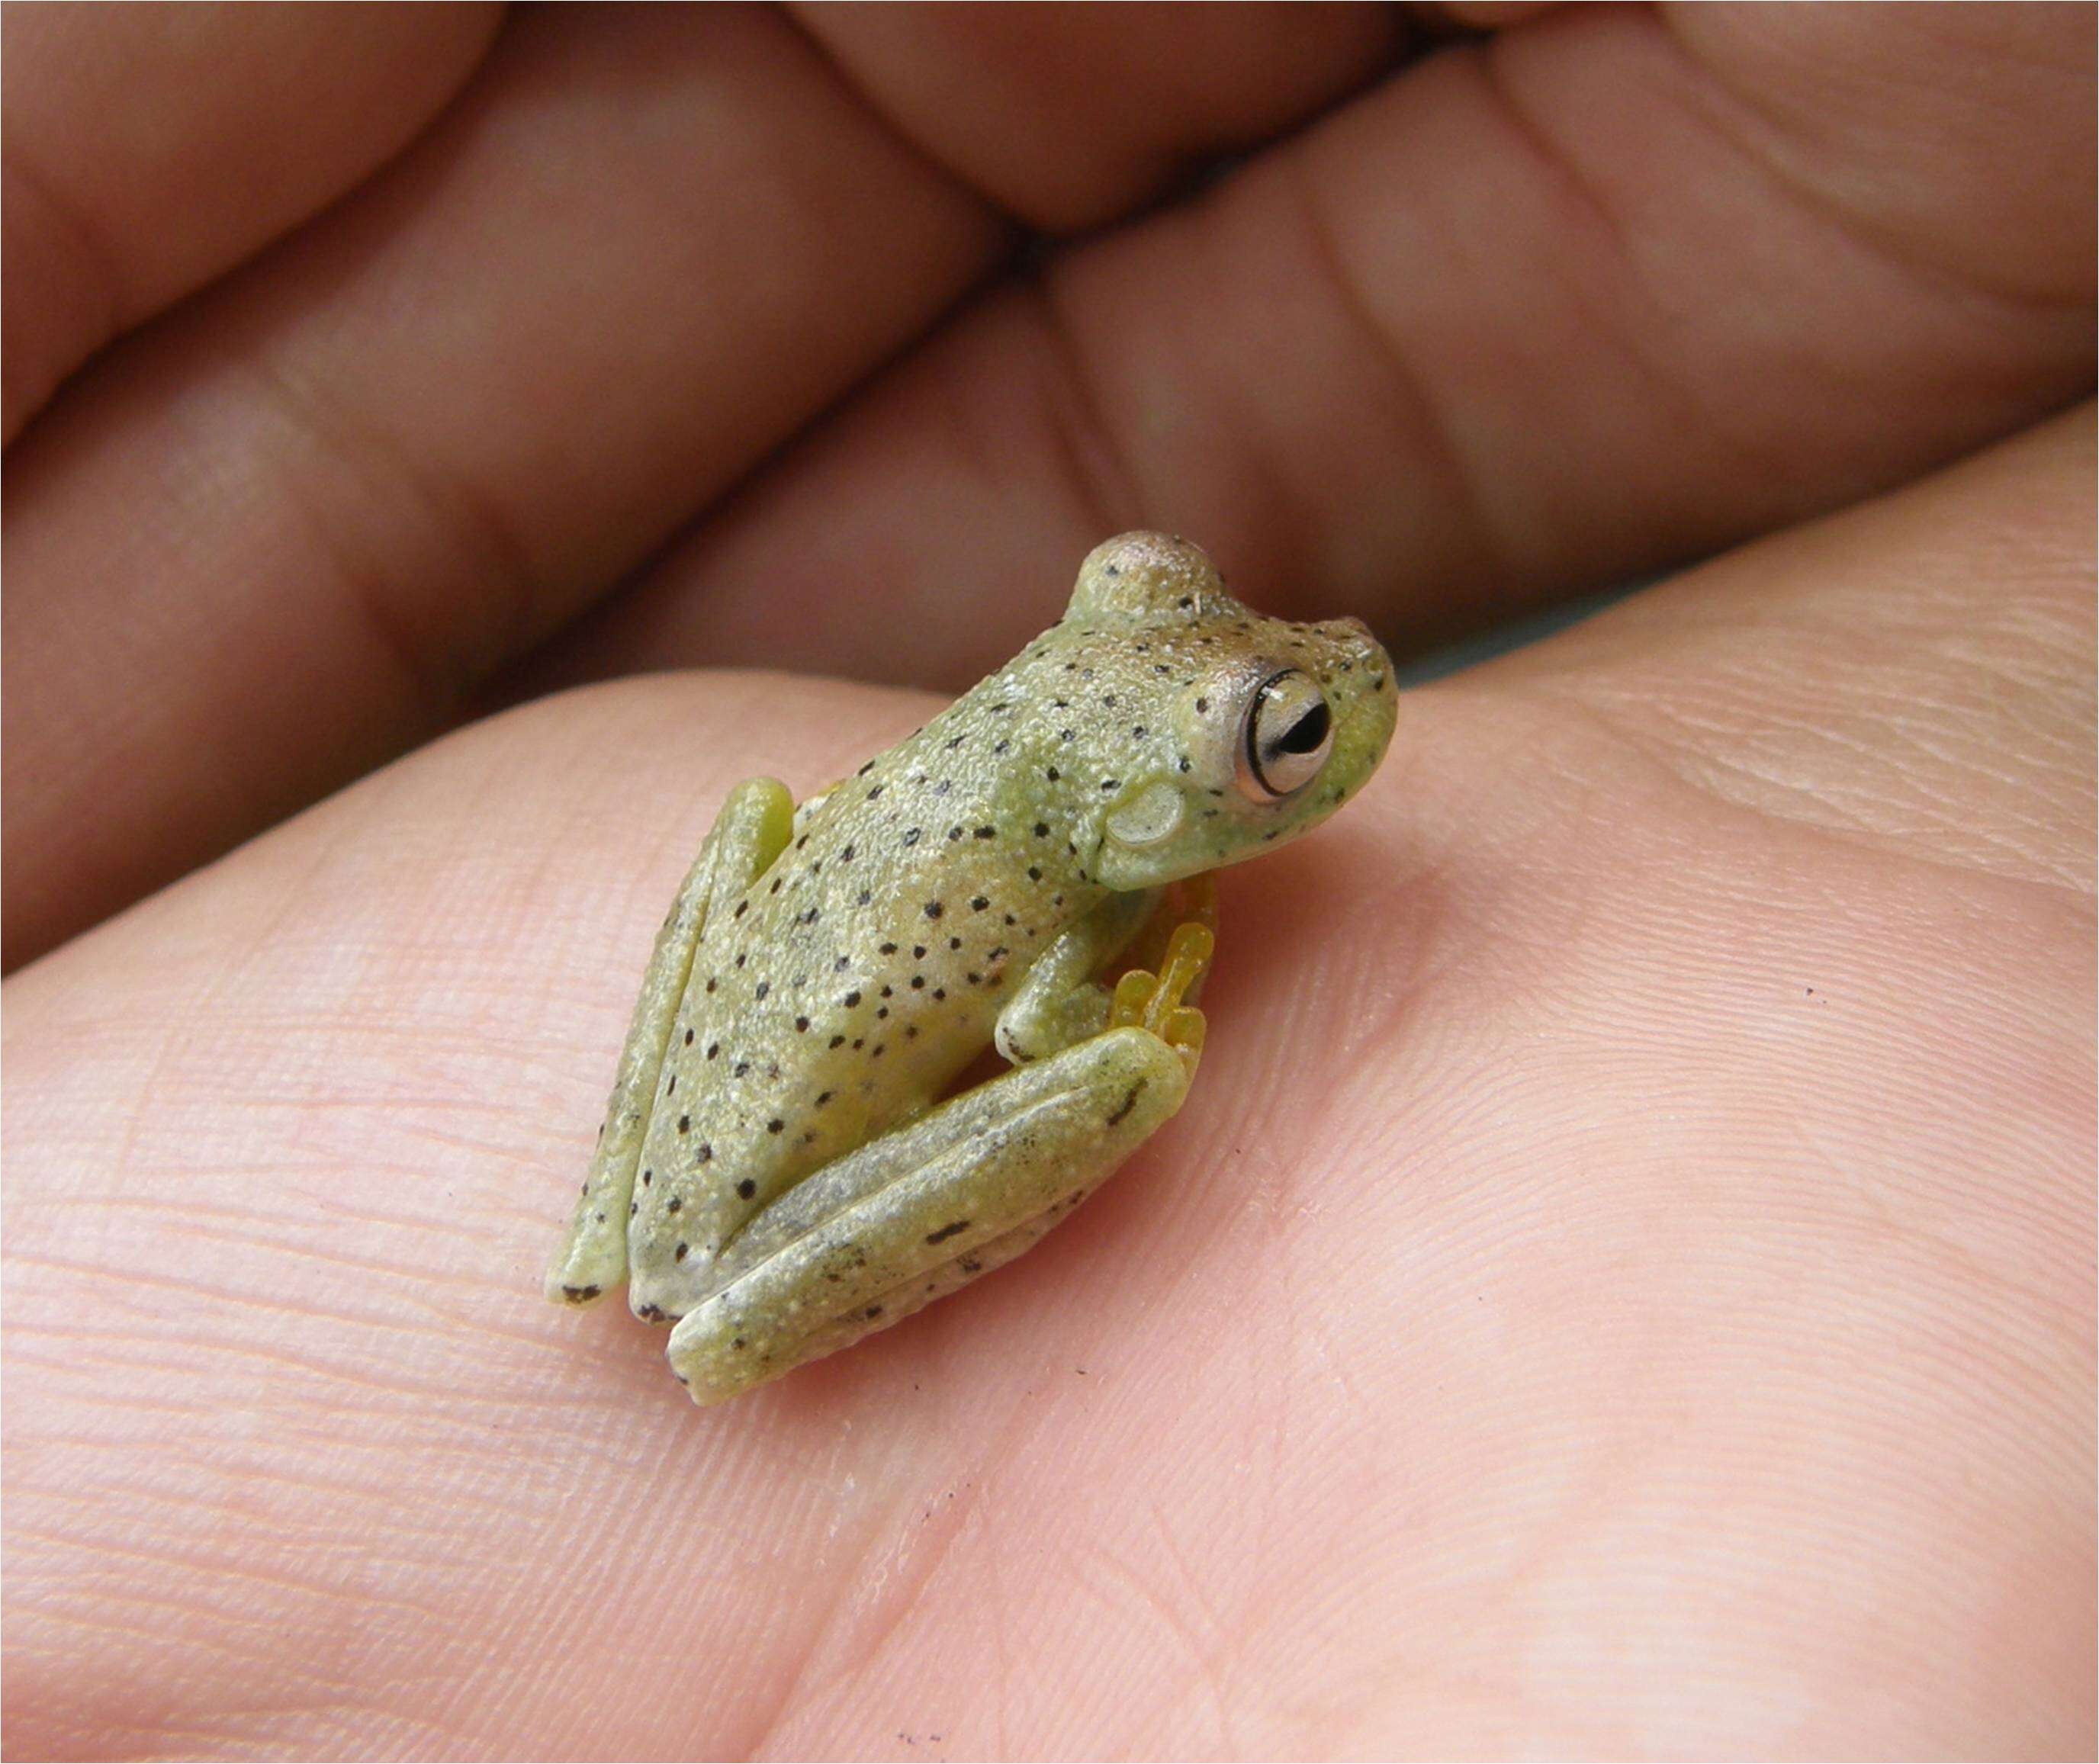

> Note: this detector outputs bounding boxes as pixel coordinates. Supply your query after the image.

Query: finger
[1,5,1408,975]
[6,416,2089,1755]
[789,0,1403,230]
[1,2,1008,973]
[2,2,502,442]
[528,1,2094,696]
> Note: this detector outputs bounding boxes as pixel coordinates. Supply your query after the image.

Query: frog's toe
[1109,921,1213,1065]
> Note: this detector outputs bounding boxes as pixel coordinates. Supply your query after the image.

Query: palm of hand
[5,7,2091,1758]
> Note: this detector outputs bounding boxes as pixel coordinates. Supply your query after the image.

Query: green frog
[548,533,1397,1403]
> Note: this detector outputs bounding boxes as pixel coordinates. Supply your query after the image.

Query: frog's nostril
[1329,615,1384,657]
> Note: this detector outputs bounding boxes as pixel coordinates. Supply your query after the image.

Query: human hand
[6,5,2091,1756]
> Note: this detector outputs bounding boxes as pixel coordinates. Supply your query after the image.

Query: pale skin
[3,5,2092,1759]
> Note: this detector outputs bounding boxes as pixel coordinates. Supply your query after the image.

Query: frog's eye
[1237,670,1333,802]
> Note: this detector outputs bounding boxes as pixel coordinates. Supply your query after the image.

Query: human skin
[2,5,2092,1759]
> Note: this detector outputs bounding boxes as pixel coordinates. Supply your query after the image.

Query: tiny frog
[548,533,1396,1403]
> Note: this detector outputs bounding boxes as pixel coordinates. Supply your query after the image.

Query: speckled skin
[548,533,1396,1403]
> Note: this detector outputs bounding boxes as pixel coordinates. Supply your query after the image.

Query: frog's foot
[1107,919,1212,1072]
[1120,872,1217,999]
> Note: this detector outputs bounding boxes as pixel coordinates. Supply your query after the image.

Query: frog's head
[1056,532,1397,892]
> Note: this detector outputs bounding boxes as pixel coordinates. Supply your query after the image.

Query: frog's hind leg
[545,777,796,1306]
[666,927,1212,1404]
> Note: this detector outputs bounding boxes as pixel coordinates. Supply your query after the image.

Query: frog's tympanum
[548,534,1396,1403]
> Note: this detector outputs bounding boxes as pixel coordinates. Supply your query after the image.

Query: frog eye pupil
[1273,700,1329,755]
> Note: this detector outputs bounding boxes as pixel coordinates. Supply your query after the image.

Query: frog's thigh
[667,1025,1191,1404]
[545,777,795,1305]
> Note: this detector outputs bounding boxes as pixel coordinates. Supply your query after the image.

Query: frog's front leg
[995,876,1215,1064]
[545,777,796,1305]
[666,923,1213,1405]
[993,887,1159,1063]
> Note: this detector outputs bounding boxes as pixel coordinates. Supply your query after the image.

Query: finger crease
[237,349,546,721]
[1027,272,1149,544]
[2,141,128,398]
[1459,40,1792,498]
[1283,142,1509,587]
[1651,10,2095,320]
[774,7,1024,234]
